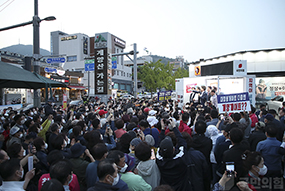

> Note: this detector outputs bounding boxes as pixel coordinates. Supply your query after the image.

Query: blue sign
[112,57,117,69]
[112,60,117,69]
[85,63,94,71]
[158,91,172,102]
[44,67,57,73]
[46,57,66,64]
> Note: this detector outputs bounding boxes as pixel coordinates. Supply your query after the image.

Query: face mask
[30,112,34,116]
[38,128,41,133]
[21,119,25,125]
[81,131,83,136]
[34,111,37,115]
[120,163,128,173]
[68,174,73,185]
[40,118,43,122]
[19,133,23,138]
[51,120,54,124]
[257,165,268,176]
[129,148,132,153]
[23,150,26,157]
[111,175,119,186]
[62,119,66,124]
[1,116,5,121]
[40,126,43,130]
[44,143,48,149]
[58,128,61,133]
[67,138,70,145]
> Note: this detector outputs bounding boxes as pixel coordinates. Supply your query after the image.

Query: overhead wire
[0,0,15,13]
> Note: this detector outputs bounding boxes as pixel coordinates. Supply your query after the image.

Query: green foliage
[138,60,189,91]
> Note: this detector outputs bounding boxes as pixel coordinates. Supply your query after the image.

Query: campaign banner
[217,92,250,113]
[158,91,172,102]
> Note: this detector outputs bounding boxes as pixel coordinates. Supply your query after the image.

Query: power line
[0,0,10,8]
[0,0,15,13]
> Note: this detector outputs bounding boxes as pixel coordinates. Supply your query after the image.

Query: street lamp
[0,0,56,107]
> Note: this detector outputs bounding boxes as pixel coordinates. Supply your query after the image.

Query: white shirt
[0,181,25,191]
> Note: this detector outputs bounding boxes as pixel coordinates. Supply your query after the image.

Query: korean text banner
[94,48,108,94]
[217,92,250,113]
[158,91,172,102]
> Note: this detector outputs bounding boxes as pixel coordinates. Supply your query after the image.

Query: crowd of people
[0,92,284,191]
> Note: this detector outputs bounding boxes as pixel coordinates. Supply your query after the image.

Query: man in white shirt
[210,90,218,109]
[0,158,35,191]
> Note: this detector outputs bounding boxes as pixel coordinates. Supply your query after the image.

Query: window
[67,56,77,62]
[127,85,131,92]
[121,71,123,76]
[114,83,119,89]
[117,70,120,75]
[120,84,125,90]
[124,72,125,76]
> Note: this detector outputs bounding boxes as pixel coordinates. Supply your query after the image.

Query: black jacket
[185,148,210,191]
[192,134,212,165]
[156,127,192,191]
[87,182,119,191]
[222,141,250,179]
[248,130,267,151]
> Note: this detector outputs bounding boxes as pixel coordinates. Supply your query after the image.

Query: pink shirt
[38,173,80,191]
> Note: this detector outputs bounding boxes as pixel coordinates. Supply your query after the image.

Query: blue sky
[0,0,284,62]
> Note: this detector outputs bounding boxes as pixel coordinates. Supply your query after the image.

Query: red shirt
[115,129,127,139]
[178,121,192,137]
[249,113,258,128]
[38,173,80,191]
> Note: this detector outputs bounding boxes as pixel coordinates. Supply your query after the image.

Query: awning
[0,61,67,89]
[68,85,86,90]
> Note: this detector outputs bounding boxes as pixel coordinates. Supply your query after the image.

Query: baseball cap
[144,108,151,113]
[148,110,157,116]
[98,110,108,116]
[159,136,173,158]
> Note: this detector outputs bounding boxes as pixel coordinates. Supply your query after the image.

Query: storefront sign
[218,92,250,112]
[62,94,67,110]
[94,34,107,48]
[94,48,108,94]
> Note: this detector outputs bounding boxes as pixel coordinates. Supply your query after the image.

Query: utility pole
[33,0,41,107]
[133,43,137,98]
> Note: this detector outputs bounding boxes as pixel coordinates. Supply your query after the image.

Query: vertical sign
[62,94,67,110]
[95,48,108,94]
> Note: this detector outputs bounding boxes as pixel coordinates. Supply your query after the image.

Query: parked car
[69,100,83,106]
[121,94,134,99]
[266,95,285,113]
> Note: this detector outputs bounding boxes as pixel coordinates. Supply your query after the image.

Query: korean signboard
[158,91,172,102]
[217,92,251,113]
[94,48,108,94]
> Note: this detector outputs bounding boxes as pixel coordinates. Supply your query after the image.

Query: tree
[138,60,189,93]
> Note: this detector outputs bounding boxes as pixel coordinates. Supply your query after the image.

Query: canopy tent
[0,61,67,89]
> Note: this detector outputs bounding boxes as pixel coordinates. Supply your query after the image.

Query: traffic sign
[112,57,117,69]
[44,67,57,73]
[46,57,66,64]
[85,59,95,71]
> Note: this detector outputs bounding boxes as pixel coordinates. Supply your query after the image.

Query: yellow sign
[194,66,201,76]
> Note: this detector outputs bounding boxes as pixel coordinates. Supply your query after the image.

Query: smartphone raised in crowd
[226,162,235,177]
